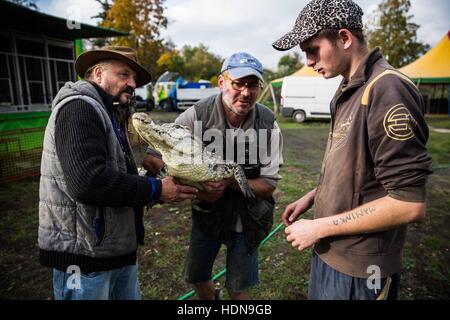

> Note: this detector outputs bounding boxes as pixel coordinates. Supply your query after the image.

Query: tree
[262,68,279,83]
[92,0,113,21]
[90,0,114,48]
[156,49,185,76]
[366,0,430,68]
[7,0,39,10]
[181,44,222,82]
[156,44,222,83]
[277,52,304,77]
[260,53,304,83]
[102,0,168,82]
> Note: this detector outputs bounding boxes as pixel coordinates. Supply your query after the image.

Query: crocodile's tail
[233,166,255,198]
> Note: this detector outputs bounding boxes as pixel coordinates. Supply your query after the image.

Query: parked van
[280,76,342,123]
[134,84,154,111]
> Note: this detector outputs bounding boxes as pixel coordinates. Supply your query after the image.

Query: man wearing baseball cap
[38,46,198,300]
[274,0,432,299]
[169,52,284,299]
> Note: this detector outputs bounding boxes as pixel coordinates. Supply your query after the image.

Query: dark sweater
[54,84,162,207]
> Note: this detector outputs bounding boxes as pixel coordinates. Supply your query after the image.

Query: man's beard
[224,96,254,117]
[113,86,135,108]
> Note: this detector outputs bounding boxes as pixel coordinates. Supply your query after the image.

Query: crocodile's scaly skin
[132,113,254,197]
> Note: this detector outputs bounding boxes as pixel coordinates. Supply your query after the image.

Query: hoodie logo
[328,114,353,155]
[384,104,417,141]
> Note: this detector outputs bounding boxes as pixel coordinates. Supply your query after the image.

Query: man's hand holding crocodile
[160,176,198,203]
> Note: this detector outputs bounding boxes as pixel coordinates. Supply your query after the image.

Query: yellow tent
[290,65,319,77]
[400,31,450,84]
[270,65,318,88]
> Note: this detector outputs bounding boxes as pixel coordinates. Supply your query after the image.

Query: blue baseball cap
[221,52,264,82]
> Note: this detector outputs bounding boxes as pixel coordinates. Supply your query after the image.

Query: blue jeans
[182,223,259,293]
[53,264,141,300]
[308,252,400,300]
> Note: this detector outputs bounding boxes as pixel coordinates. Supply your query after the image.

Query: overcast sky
[40,0,450,70]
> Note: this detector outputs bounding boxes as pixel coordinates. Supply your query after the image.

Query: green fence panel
[0,111,51,131]
[0,112,50,183]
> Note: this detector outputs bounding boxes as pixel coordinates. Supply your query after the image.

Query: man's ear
[338,29,353,50]
[92,65,103,84]
[218,74,225,89]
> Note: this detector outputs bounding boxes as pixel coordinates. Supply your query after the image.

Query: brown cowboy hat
[75,46,152,87]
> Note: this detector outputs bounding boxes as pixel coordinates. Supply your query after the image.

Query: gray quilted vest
[38,81,138,258]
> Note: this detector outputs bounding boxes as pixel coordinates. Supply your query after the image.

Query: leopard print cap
[272,0,364,51]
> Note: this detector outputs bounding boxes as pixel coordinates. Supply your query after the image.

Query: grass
[426,114,450,130]
[0,111,449,300]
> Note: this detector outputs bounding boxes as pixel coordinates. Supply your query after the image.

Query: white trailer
[280,76,342,123]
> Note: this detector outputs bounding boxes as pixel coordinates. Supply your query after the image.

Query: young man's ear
[338,29,353,50]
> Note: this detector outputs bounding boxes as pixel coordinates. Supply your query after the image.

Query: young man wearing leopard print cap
[273,0,432,300]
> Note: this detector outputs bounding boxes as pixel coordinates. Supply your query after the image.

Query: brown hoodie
[313,48,432,278]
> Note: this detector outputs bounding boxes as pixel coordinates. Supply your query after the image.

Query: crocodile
[132,112,255,198]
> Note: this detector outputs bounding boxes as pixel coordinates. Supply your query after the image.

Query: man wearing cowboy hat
[38,46,198,300]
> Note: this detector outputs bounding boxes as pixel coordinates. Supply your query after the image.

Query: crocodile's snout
[132,113,147,121]
[132,113,154,125]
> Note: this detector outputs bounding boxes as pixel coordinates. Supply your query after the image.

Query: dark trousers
[308,252,400,300]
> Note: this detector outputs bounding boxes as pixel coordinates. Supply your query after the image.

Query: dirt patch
[0,177,53,300]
